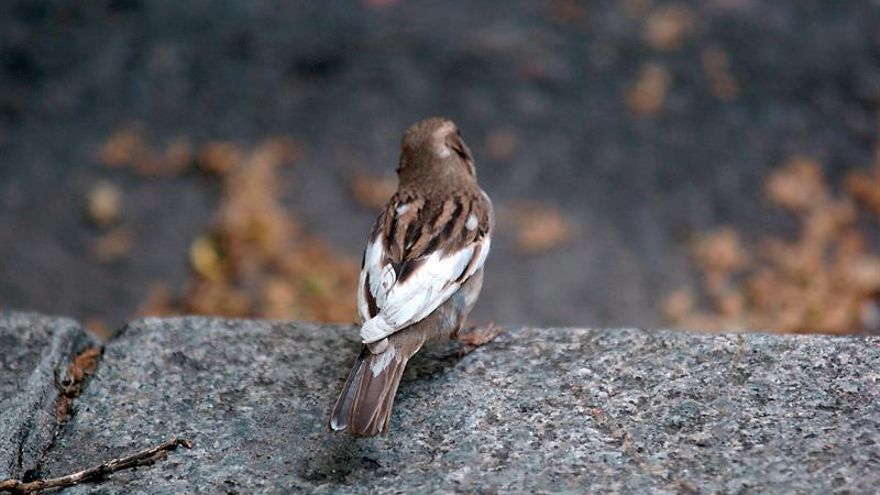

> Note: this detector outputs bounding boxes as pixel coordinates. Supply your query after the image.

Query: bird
[329,117,494,437]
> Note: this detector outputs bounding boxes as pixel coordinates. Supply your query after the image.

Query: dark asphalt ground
[1,0,878,330]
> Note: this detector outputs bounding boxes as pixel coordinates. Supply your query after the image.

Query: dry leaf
[701,46,738,100]
[99,125,144,168]
[661,289,694,322]
[126,135,358,324]
[199,142,242,176]
[643,4,695,51]
[665,150,880,335]
[83,317,111,340]
[509,202,573,254]
[485,129,518,161]
[189,235,224,281]
[137,283,178,317]
[93,228,135,263]
[692,227,749,275]
[547,0,588,24]
[99,124,195,177]
[350,172,396,210]
[765,156,826,211]
[625,63,671,116]
[85,181,122,228]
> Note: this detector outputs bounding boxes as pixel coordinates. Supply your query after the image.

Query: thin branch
[0,437,192,494]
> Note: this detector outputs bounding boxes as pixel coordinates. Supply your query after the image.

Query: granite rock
[0,312,99,481]
[35,317,880,494]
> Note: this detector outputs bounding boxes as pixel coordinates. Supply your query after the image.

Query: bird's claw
[455,322,503,356]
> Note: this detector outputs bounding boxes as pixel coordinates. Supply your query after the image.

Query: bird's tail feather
[329,343,417,437]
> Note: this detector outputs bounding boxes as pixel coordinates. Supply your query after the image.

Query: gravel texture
[30,316,880,494]
[0,312,98,481]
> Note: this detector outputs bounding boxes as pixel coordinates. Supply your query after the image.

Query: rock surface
[25,317,879,494]
[0,312,98,481]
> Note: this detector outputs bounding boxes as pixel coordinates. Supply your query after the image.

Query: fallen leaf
[350,171,396,210]
[508,202,573,254]
[643,4,695,51]
[85,181,123,228]
[625,63,671,117]
[93,228,135,263]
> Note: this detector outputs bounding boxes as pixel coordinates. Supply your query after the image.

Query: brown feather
[330,327,427,437]
[330,269,487,436]
[328,351,368,432]
[350,352,408,436]
[375,190,490,266]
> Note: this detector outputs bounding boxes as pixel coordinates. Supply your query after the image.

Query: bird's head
[397,117,476,184]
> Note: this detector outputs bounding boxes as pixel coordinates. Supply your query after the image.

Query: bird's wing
[356,190,492,344]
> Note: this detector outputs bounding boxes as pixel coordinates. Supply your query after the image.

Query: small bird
[330,117,494,436]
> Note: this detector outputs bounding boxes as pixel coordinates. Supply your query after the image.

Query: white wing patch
[465,213,478,231]
[359,238,488,344]
[357,236,385,322]
[370,344,397,377]
[380,265,396,292]
[357,192,492,347]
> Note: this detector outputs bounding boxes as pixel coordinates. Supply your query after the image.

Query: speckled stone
[0,312,99,480]
[41,318,880,494]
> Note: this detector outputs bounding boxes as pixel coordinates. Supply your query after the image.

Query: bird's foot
[455,322,503,357]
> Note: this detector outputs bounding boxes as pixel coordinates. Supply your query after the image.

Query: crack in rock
[0,313,102,482]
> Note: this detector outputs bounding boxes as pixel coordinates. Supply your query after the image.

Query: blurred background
[1,0,879,338]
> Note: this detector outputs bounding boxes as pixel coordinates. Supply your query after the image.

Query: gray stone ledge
[0,312,100,481]
[15,316,874,494]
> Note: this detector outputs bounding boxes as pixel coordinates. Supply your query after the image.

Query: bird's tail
[329,341,418,437]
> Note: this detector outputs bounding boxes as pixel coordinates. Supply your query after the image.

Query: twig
[0,437,192,494]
